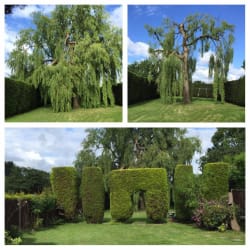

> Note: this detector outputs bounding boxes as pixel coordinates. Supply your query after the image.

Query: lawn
[21,211,245,245]
[128,98,245,122]
[5,106,122,122]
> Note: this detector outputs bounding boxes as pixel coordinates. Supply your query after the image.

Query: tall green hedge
[224,77,245,106]
[174,165,195,221]
[5,78,41,118]
[81,167,105,223]
[128,71,159,105]
[109,168,169,222]
[202,162,229,201]
[50,167,78,220]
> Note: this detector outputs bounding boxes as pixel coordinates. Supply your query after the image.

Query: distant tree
[5,161,50,193]
[5,5,26,15]
[7,5,122,112]
[145,14,234,104]
[74,128,201,185]
[199,128,245,189]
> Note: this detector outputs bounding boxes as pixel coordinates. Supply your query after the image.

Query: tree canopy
[7,5,122,112]
[5,161,50,194]
[199,128,245,189]
[74,128,201,185]
[145,13,234,104]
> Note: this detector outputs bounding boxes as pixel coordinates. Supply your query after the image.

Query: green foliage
[146,13,235,104]
[50,167,78,220]
[81,167,105,223]
[192,82,213,98]
[5,161,50,194]
[128,71,159,105]
[201,162,229,201]
[5,78,41,118]
[109,168,169,222]
[5,229,22,245]
[8,5,122,112]
[158,54,182,104]
[225,77,245,107]
[193,198,233,230]
[174,165,198,221]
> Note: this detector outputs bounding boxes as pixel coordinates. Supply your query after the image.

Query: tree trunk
[183,47,191,104]
[72,96,80,109]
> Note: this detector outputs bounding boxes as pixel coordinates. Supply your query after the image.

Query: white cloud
[5,128,86,172]
[11,5,55,19]
[109,6,122,28]
[192,51,245,83]
[128,37,149,58]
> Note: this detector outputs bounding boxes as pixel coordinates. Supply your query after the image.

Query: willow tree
[7,5,122,112]
[146,14,234,104]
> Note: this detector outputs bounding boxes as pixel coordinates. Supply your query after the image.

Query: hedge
[81,167,105,223]
[50,167,78,220]
[112,83,122,106]
[128,71,159,105]
[174,165,194,221]
[109,168,169,222]
[201,162,229,201]
[224,77,245,106]
[192,83,213,98]
[5,78,41,118]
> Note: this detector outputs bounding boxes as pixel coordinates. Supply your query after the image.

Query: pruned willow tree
[145,13,234,104]
[7,5,122,112]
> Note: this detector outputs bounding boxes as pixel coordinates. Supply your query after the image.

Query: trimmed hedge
[5,78,41,118]
[174,165,194,221]
[50,167,78,220]
[81,167,105,223]
[109,168,169,222]
[201,162,229,201]
[192,83,213,98]
[128,71,159,105]
[224,77,245,106]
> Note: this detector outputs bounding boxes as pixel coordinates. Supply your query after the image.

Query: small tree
[146,13,234,104]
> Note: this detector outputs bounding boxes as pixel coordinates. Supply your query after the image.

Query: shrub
[201,162,229,201]
[50,167,78,220]
[5,78,41,118]
[193,197,233,230]
[174,165,197,221]
[81,167,105,223]
[109,168,169,222]
[128,71,159,105]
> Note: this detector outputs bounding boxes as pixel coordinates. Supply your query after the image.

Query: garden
[5,5,122,122]
[5,128,245,245]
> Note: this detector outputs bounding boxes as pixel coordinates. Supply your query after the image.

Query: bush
[5,78,41,118]
[174,165,197,221]
[50,167,78,220]
[109,168,169,222]
[128,71,159,105]
[201,162,229,201]
[193,197,233,230]
[81,167,105,223]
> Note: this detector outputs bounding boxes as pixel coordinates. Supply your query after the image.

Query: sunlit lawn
[5,106,122,122]
[21,211,245,245]
[128,98,245,122]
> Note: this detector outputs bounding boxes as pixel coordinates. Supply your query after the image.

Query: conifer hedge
[174,164,194,221]
[81,167,105,223]
[109,168,169,222]
[5,78,41,118]
[202,162,229,201]
[50,167,78,220]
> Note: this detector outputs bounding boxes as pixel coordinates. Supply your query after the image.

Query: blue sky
[5,5,122,76]
[128,5,245,82]
[5,128,216,174]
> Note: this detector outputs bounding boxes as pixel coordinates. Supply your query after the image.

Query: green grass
[6,105,122,122]
[128,98,245,122]
[21,211,245,245]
